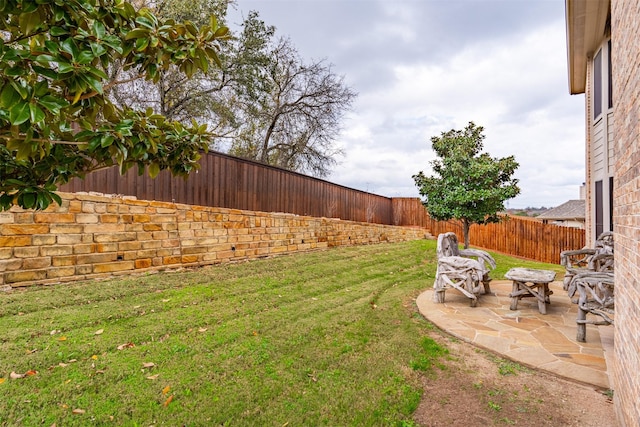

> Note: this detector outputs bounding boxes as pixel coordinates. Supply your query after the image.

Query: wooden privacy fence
[424,215,586,264]
[59,151,430,227]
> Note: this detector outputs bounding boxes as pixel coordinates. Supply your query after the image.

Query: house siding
[611,0,640,425]
[607,112,615,171]
[587,40,615,241]
[592,119,606,175]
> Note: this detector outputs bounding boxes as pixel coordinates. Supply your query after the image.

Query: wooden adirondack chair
[433,232,496,307]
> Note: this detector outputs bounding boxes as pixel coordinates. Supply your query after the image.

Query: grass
[0,240,565,426]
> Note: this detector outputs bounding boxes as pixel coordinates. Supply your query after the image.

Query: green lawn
[0,240,564,426]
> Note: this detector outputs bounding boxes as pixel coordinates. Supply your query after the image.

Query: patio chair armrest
[459,248,496,270]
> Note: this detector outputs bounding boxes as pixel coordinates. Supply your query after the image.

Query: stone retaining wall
[0,192,430,288]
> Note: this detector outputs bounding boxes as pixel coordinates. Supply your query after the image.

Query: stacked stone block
[0,192,429,288]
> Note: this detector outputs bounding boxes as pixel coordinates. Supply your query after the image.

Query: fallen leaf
[143,362,155,368]
[146,374,160,380]
[18,312,24,315]
[50,330,58,335]
[162,385,171,395]
[117,342,135,350]
[133,305,141,309]
[91,355,98,360]
[198,327,207,333]
[65,379,71,384]
[72,408,85,415]
[58,363,68,368]
[253,331,258,336]
[68,359,77,363]
[95,370,106,374]
[162,299,170,302]
[163,395,173,407]
[58,336,67,341]
[25,348,37,354]
[94,329,104,335]
[61,404,69,409]
[10,372,25,379]
[0,378,5,384]
[25,370,37,376]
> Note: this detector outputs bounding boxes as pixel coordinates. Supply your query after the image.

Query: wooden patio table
[506,267,557,314]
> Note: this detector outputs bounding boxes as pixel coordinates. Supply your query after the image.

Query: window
[609,177,614,231]
[595,180,603,236]
[594,49,602,119]
[607,40,613,109]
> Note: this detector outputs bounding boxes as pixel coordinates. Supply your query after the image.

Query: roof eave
[565,0,610,95]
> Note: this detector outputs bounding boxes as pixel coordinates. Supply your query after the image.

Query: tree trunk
[463,219,470,249]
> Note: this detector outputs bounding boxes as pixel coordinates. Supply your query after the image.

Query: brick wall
[611,0,640,424]
[0,192,430,288]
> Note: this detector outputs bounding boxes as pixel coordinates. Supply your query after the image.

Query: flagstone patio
[416,280,613,389]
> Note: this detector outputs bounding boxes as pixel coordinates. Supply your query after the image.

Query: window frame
[594,49,602,119]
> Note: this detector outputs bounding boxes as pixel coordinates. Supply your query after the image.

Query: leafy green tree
[0,0,229,210]
[413,122,520,248]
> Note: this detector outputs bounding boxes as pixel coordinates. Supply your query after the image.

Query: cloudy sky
[228,0,586,209]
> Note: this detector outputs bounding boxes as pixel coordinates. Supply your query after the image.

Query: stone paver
[415,280,612,389]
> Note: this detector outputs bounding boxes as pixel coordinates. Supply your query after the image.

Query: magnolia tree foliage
[0,0,229,210]
[413,122,520,248]
[108,0,236,133]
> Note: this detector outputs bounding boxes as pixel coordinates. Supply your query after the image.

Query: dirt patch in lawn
[413,330,615,427]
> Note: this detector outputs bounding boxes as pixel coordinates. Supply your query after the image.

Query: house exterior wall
[548,219,585,229]
[586,39,614,243]
[611,0,640,424]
